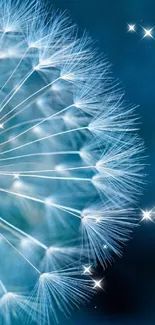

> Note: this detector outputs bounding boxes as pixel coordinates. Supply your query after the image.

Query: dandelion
[0,0,145,323]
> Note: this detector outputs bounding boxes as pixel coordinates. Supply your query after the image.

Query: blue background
[46,0,155,324]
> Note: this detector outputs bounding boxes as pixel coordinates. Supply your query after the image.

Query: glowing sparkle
[0,124,4,129]
[128,24,136,32]
[142,210,152,221]
[13,174,20,180]
[143,27,154,38]
[93,279,102,289]
[83,266,92,275]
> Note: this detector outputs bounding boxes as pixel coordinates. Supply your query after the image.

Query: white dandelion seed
[0,0,145,324]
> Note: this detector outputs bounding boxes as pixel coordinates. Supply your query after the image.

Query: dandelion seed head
[0,0,145,324]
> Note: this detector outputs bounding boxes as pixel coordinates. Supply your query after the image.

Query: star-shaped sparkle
[83,265,92,275]
[93,279,103,289]
[141,209,153,221]
[143,27,154,39]
[13,173,20,180]
[128,24,136,32]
